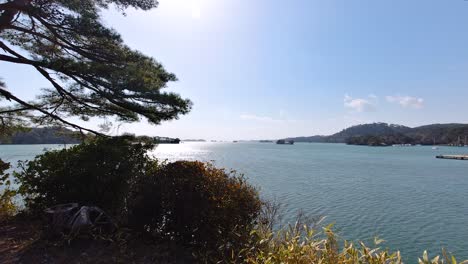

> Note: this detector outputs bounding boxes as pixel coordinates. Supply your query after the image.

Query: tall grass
[0,159,17,218]
[232,222,468,264]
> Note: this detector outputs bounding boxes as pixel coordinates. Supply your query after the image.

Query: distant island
[282,123,468,146]
[7,123,468,147]
[182,139,206,142]
[0,127,83,145]
[0,128,182,145]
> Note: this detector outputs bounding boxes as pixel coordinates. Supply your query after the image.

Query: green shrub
[128,161,262,259]
[0,159,17,218]
[15,141,261,260]
[0,190,16,218]
[126,159,164,233]
[15,137,153,217]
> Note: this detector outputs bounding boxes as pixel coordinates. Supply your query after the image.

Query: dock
[436,155,468,160]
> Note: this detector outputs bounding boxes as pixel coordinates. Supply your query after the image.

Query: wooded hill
[0,127,82,144]
[285,123,468,146]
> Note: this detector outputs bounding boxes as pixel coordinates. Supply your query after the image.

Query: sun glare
[159,0,205,19]
[191,7,201,19]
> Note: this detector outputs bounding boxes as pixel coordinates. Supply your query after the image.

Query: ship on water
[276,139,294,145]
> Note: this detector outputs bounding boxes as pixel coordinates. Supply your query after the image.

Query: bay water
[1,142,467,260]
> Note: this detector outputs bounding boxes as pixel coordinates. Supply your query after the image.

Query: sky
[2,0,468,140]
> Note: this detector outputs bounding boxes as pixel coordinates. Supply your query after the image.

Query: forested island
[8,123,468,147]
[0,127,82,145]
[0,128,181,145]
[285,123,468,146]
[182,139,207,142]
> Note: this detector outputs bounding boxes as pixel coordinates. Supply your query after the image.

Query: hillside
[0,127,83,144]
[285,123,468,146]
[405,124,468,145]
[283,135,328,143]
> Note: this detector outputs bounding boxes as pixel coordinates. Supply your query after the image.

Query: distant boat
[276,139,294,145]
[432,146,439,150]
[392,144,413,147]
[233,141,238,143]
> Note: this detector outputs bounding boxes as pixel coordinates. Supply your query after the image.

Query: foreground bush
[15,137,153,217]
[128,161,262,260]
[13,140,262,260]
[233,222,468,264]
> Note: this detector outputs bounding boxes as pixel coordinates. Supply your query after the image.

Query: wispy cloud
[344,94,377,112]
[386,95,424,109]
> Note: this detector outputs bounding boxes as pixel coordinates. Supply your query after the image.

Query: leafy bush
[15,137,153,217]
[128,161,262,259]
[14,141,262,260]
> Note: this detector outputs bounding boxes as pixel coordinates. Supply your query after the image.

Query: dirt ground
[0,217,193,264]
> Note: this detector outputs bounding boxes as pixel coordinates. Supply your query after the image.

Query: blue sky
[2,0,468,140]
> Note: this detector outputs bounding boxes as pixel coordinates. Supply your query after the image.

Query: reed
[232,222,468,264]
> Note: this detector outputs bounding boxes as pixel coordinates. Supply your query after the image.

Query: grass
[232,221,468,264]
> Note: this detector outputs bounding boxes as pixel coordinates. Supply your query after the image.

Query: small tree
[0,0,191,135]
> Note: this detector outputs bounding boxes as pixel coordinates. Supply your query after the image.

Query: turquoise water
[1,143,468,260]
[150,142,468,260]
[0,144,68,175]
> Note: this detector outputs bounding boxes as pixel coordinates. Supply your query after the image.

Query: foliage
[233,222,468,264]
[14,136,154,217]
[15,143,262,260]
[0,80,30,141]
[345,133,413,146]
[128,161,262,260]
[0,0,191,135]
[407,124,468,145]
[0,158,17,218]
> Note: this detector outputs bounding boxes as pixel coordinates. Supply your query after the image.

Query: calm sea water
[1,142,468,260]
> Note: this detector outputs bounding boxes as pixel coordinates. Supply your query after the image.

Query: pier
[436,155,468,160]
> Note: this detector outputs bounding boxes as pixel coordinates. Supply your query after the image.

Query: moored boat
[276,139,294,145]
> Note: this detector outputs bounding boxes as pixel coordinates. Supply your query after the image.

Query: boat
[392,144,414,147]
[276,139,294,145]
